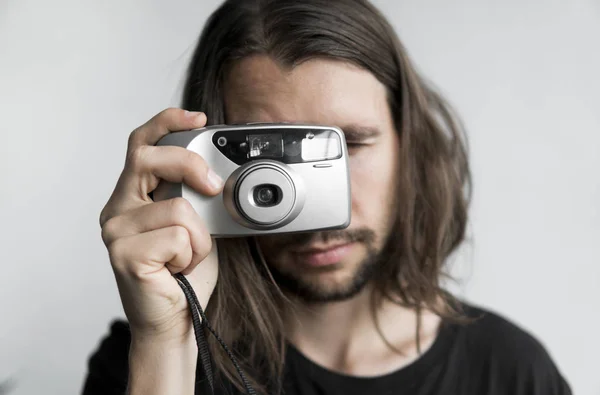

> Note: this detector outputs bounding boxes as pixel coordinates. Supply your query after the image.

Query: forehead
[223,55,391,128]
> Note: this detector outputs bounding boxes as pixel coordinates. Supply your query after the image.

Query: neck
[283,284,441,377]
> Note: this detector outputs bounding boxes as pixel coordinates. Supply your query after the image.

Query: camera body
[153,123,351,237]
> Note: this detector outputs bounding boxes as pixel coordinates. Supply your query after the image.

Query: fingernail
[207,168,223,190]
[195,113,207,125]
[185,110,204,119]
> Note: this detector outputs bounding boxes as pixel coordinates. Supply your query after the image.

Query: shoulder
[458,303,548,361]
[450,302,571,394]
[82,320,131,395]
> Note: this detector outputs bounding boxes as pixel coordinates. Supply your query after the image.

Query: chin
[267,249,377,303]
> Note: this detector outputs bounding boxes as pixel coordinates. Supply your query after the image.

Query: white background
[0,0,598,394]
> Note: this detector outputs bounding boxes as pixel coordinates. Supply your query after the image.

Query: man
[85,0,571,394]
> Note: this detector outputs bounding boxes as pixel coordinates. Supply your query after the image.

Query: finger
[127,108,207,154]
[109,225,194,277]
[101,197,212,272]
[99,144,223,227]
[123,144,224,199]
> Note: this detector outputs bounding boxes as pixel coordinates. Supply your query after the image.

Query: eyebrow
[340,125,382,141]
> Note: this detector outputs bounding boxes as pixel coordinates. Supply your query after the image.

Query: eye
[345,142,366,153]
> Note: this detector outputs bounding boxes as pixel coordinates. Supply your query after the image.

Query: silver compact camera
[153,123,351,237]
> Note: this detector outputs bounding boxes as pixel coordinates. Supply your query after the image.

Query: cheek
[349,152,397,227]
[350,159,395,226]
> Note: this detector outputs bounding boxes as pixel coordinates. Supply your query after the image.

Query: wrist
[128,327,198,395]
[129,314,196,346]
[130,328,197,353]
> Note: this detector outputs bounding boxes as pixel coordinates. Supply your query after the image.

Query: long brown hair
[181,0,471,393]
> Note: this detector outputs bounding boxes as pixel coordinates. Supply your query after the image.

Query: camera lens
[253,184,280,207]
[229,163,304,227]
[257,188,273,203]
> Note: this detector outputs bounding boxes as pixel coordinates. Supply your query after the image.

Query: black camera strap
[173,273,256,395]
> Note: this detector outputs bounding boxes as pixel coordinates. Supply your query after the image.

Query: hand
[99,108,223,343]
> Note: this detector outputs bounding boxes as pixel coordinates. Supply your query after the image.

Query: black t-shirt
[82,303,572,395]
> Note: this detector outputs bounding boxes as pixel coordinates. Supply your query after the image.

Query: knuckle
[99,207,109,228]
[170,226,190,249]
[127,145,152,171]
[100,216,119,246]
[128,127,143,147]
[158,107,179,122]
[193,221,213,258]
[170,197,194,221]
[184,150,207,177]
[197,236,213,259]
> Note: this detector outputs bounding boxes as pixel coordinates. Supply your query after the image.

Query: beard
[257,227,389,303]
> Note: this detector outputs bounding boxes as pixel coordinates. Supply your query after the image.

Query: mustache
[264,228,377,251]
